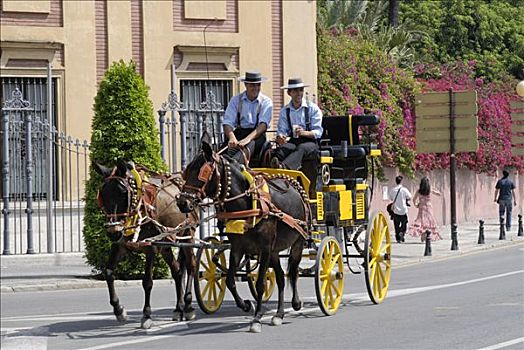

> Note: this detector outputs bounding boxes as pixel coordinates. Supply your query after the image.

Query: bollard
[499,218,506,240]
[478,220,485,244]
[518,215,523,237]
[424,230,432,256]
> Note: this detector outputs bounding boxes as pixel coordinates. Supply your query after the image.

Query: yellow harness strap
[124,167,146,237]
[225,168,269,234]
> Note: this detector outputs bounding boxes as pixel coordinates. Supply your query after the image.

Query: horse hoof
[116,308,128,323]
[271,316,283,326]
[292,300,303,311]
[141,317,153,329]
[172,311,183,322]
[249,321,262,333]
[243,300,253,313]
[184,310,196,321]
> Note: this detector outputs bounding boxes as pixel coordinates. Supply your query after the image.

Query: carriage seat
[319,144,366,160]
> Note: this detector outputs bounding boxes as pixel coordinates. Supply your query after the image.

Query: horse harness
[97,166,197,243]
[181,153,310,239]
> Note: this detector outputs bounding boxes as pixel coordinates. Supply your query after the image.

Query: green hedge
[83,60,168,279]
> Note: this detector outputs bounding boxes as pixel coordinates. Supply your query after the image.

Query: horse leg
[270,253,286,326]
[225,248,253,313]
[288,238,304,311]
[249,249,271,333]
[160,247,184,322]
[140,248,155,329]
[104,243,128,323]
[181,245,196,321]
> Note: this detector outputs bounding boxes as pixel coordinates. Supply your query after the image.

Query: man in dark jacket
[494,169,517,231]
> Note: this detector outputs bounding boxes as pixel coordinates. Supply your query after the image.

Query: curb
[1,278,175,294]
[393,237,524,268]
[1,235,522,294]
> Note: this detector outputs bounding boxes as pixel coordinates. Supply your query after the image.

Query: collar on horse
[182,153,310,239]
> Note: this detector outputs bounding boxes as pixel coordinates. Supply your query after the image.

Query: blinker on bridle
[97,168,142,220]
[180,152,227,203]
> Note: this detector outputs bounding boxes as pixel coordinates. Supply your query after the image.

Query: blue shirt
[496,177,515,201]
[277,99,323,139]
[223,92,273,129]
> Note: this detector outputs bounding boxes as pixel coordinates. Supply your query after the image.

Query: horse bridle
[180,152,227,204]
[97,170,142,221]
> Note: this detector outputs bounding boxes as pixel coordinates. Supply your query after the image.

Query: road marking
[74,335,172,350]
[2,269,523,350]
[477,337,524,350]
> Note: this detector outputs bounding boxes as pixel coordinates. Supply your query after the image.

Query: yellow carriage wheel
[194,237,227,314]
[247,259,276,302]
[315,236,345,316]
[364,211,392,304]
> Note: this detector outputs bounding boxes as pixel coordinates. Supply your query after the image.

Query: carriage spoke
[328,253,340,271]
[321,278,328,295]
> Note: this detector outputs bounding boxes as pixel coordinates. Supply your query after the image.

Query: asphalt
[1,218,523,293]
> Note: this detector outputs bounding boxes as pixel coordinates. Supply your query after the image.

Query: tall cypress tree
[83,60,167,279]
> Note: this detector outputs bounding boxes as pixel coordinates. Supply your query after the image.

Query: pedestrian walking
[494,169,517,231]
[408,177,442,242]
[388,175,412,243]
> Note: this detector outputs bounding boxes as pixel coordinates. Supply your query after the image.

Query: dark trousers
[392,213,408,241]
[498,199,513,230]
[222,128,266,167]
[274,138,318,170]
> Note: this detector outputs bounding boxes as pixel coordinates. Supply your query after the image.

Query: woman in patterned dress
[408,177,442,241]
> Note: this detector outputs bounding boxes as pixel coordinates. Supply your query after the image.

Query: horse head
[94,160,141,241]
[177,141,225,213]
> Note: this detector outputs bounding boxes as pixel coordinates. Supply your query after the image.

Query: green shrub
[83,60,168,279]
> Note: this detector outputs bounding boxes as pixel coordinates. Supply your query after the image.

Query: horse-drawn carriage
[96,113,391,332]
[181,114,391,319]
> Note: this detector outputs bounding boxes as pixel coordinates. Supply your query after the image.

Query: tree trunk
[388,0,399,27]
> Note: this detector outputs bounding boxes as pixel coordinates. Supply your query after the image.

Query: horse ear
[201,140,213,160]
[201,131,212,145]
[93,162,113,178]
[116,160,128,177]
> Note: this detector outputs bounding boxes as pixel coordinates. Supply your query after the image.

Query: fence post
[158,110,166,163]
[518,214,523,237]
[46,62,55,253]
[180,110,188,170]
[25,112,35,254]
[2,109,11,255]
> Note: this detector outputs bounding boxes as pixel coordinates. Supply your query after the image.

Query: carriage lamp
[517,80,524,98]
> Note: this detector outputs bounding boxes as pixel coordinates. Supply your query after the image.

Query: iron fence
[1,87,89,255]
[1,78,229,254]
[158,84,227,238]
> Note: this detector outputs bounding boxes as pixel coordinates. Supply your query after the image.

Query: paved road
[2,244,523,350]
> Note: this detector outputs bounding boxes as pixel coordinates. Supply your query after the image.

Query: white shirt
[277,99,323,139]
[223,92,273,129]
[389,185,412,215]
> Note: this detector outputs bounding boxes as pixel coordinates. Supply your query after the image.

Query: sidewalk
[1,218,523,293]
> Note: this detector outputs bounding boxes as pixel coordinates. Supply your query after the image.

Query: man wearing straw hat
[271,78,323,176]
[222,71,273,166]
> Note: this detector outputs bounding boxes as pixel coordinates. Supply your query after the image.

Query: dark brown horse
[95,161,198,329]
[177,142,309,333]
